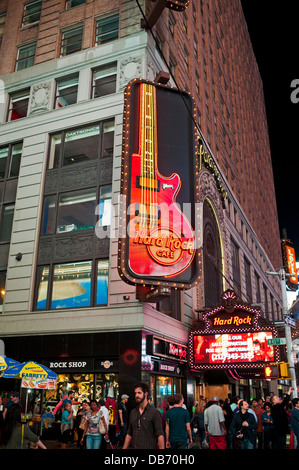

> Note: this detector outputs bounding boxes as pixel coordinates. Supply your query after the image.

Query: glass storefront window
[51,261,92,309]
[95,373,119,424]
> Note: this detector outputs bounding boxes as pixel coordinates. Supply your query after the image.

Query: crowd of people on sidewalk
[0,383,298,450]
[191,386,299,450]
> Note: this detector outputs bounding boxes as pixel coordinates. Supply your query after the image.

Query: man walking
[271,387,293,449]
[122,382,164,449]
[165,393,192,449]
[204,397,227,449]
[230,400,257,449]
[117,394,129,447]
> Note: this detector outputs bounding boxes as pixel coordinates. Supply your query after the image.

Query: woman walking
[81,400,108,449]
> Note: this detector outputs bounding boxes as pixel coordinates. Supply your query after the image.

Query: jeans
[171,441,188,449]
[86,434,102,449]
[240,438,255,449]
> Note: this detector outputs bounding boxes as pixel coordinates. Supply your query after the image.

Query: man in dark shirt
[271,387,293,449]
[117,394,129,447]
[122,382,164,449]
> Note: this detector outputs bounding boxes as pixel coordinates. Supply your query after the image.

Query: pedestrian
[122,382,164,449]
[76,400,90,448]
[99,399,109,449]
[230,400,257,449]
[271,387,293,449]
[0,403,46,449]
[251,399,264,449]
[290,398,299,450]
[167,395,175,409]
[60,402,74,449]
[261,403,273,449]
[165,393,192,449]
[192,399,206,445]
[117,394,129,447]
[204,396,227,449]
[2,392,21,420]
[222,398,234,449]
[80,399,108,449]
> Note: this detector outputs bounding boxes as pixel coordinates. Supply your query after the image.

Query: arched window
[203,200,223,307]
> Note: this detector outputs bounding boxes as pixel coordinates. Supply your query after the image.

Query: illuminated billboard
[118,79,200,289]
[282,239,298,291]
[193,332,275,365]
[188,289,279,371]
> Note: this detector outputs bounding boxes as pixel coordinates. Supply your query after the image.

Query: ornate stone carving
[30,82,51,114]
[119,56,142,89]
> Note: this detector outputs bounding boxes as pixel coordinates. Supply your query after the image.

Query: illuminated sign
[146,335,187,362]
[118,79,200,289]
[193,332,275,365]
[282,240,298,291]
[189,289,279,370]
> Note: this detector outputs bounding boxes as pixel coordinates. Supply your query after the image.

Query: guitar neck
[140,83,157,179]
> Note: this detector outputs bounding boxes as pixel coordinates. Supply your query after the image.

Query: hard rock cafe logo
[133,227,194,266]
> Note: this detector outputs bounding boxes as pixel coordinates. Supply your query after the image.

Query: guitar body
[128,153,195,278]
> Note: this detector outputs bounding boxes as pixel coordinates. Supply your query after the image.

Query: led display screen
[193,332,275,365]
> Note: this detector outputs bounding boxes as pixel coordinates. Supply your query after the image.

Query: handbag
[98,416,106,435]
[79,417,87,430]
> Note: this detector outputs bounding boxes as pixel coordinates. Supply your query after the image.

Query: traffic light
[264,363,280,379]
[279,362,290,378]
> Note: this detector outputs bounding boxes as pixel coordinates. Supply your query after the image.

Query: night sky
[241,1,299,258]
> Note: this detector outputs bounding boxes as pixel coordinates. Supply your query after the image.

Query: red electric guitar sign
[118,79,200,289]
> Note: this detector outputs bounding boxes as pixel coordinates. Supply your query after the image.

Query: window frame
[54,73,79,108]
[22,1,42,27]
[16,42,36,71]
[95,14,119,46]
[35,259,109,310]
[65,0,85,10]
[91,62,117,99]
[7,89,30,121]
[48,120,115,169]
[61,24,83,56]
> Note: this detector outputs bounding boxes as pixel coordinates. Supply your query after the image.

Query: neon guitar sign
[119,79,200,289]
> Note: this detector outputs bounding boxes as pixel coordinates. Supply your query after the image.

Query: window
[255,272,261,304]
[95,15,119,45]
[0,204,15,242]
[22,1,42,27]
[0,11,6,46]
[66,0,85,9]
[35,260,108,309]
[244,257,252,302]
[55,74,79,108]
[16,43,36,71]
[0,143,22,180]
[231,238,241,294]
[48,120,114,169]
[41,185,112,235]
[92,62,117,98]
[61,25,83,56]
[7,89,30,121]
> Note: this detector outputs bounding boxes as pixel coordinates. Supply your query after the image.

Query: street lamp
[266,269,298,398]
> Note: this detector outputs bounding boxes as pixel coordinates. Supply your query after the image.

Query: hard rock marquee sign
[189,290,279,371]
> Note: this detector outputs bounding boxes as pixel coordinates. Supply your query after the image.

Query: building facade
[0,0,286,417]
